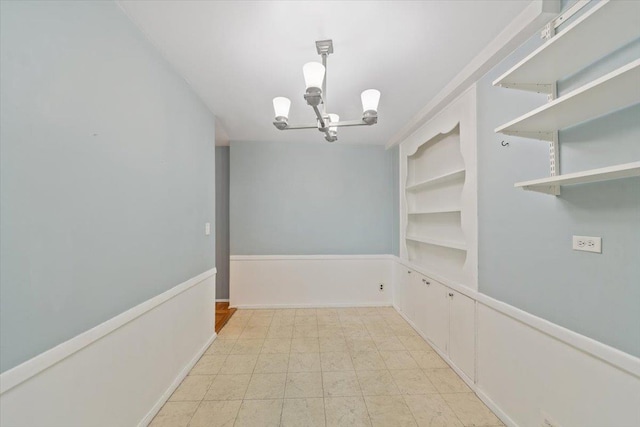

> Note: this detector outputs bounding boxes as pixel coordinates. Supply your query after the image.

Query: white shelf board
[495,60,640,141]
[493,0,640,91]
[516,161,640,194]
[408,208,461,215]
[405,169,465,191]
[405,235,467,251]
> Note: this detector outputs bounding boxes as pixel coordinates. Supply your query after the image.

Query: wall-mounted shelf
[406,169,465,191]
[406,235,467,251]
[516,162,640,194]
[408,208,461,215]
[493,0,640,93]
[495,2,640,198]
[495,59,640,141]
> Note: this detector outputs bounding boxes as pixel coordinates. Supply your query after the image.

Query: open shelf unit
[408,208,461,215]
[403,121,471,286]
[406,235,467,251]
[406,169,466,191]
[493,0,640,93]
[494,1,640,195]
[496,60,640,141]
[516,162,640,194]
[399,86,477,290]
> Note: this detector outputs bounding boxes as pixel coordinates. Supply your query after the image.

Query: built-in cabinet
[398,267,475,381]
[448,290,475,379]
[400,85,477,291]
[405,125,468,284]
[396,85,478,382]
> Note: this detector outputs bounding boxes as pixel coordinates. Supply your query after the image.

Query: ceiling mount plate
[316,39,334,55]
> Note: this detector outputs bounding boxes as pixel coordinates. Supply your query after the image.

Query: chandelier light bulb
[273,97,291,119]
[361,89,381,113]
[328,113,339,133]
[303,62,326,90]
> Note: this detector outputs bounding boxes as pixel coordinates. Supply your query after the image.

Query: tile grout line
[232,309,255,427]
[342,315,373,426]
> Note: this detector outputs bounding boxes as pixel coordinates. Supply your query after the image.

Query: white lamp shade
[328,113,339,132]
[303,62,326,90]
[361,89,381,112]
[273,97,291,119]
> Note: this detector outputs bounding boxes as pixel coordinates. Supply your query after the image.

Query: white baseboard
[474,387,518,427]
[215,299,230,302]
[138,332,217,427]
[230,255,394,308]
[0,269,217,427]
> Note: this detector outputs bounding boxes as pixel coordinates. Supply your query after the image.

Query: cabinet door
[397,268,408,318]
[399,269,412,317]
[412,274,429,336]
[449,291,475,380]
[406,271,421,323]
[425,280,449,353]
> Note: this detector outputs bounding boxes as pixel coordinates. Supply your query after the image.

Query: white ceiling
[119,0,531,145]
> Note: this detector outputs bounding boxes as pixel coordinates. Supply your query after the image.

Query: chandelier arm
[279,123,318,130]
[311,104,326,129]
[331,119,376,127]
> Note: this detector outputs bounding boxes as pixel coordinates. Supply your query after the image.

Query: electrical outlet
[379,283,384,292]
[205,222,211,236]
[572,235,601,253]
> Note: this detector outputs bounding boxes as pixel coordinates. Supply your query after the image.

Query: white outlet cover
[205,222,211,236]
[572,235,601,253]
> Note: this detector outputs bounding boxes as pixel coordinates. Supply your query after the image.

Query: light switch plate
[572,235,601,253]
[205,222,211,236]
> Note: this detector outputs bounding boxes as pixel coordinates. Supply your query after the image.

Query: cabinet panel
[449,291,475,380]
[413,274,429,337]
[425,280,449,353]
[397,268,411,314]
[406,270,421,323]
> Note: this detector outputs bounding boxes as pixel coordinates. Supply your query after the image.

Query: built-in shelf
[516,162,640,194]
[405,169,465,191]
[495,60,640,141]
[493,0,640,92]
[408,208,461,215]
[406,235,467,251]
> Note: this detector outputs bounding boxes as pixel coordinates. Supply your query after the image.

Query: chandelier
[272,39,381,142]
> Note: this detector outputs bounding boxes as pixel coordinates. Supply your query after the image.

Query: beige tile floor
[150,307,504,427]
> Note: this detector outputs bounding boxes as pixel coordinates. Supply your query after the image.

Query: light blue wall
[215,147,230,299]
[477,19,640,355]
[230,141,396,255]
[0,1,216,372]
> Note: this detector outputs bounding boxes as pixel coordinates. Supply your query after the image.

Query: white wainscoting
[230,255,394,308]
[0,269,217,427]
[476,302,640,427]
[393,258,640,427]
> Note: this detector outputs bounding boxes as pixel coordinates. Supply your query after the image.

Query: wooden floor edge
[215,302,237,333]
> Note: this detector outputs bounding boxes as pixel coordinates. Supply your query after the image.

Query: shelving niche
[494,0,640,195]
[400,86,478,290]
